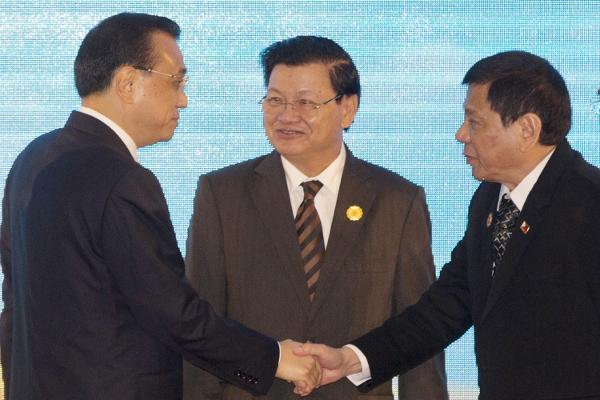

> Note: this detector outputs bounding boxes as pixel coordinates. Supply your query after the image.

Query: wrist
[341,346,362,375]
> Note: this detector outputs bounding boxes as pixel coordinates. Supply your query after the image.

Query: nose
[177,89,188,109]
[276,102,302,122]
[455,121,470,143]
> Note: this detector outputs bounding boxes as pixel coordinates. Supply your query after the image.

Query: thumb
[294,342,319,357]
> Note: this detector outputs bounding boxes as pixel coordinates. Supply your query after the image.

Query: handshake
[275,340,363,396]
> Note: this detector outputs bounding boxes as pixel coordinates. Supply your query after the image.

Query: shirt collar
[498,148,555,211]
[281,145,346,196]
[79,106,139,162]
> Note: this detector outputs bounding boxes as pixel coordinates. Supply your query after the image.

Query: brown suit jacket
[183,149,447,400]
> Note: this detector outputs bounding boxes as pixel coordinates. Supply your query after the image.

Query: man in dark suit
[0,13,320,400]
[183,36,447,400]
[298,51,600,400]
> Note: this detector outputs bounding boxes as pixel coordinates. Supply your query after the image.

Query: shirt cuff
[277,341,281,366]
[344,344,371,385]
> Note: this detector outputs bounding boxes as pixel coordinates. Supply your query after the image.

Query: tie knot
[300,180,323,201]
[495,193,520,228]
[498,194,518,214]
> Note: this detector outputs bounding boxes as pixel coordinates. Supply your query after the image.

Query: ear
[113,66,138,104]
[517,112,542,152]
[341,94,359,129]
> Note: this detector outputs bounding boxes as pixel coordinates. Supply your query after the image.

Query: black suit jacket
[184,151,447,399]
[351,140,600,399]
[0,111,279,400]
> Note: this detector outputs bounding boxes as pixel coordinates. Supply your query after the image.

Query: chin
[160,130,176,142]
[471,169,485,182]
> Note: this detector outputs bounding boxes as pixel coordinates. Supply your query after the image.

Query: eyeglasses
[133,65,189,89]
[260,94,342,115]
[592,88,600,115]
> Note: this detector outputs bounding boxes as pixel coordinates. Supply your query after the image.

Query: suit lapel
[309,152,375,319]
[481,141,573,322]
[249,152,312,316]
[471,186,498,321]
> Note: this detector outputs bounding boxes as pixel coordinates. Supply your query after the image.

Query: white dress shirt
[347,147,556,386]
[497,148,555,211]
[281,146,346,248]
[79,106,139,162]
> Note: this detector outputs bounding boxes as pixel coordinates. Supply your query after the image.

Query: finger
[293,345,309,357]
[294,342,320,357]
[315,359,323,386]
[320,369,341,386]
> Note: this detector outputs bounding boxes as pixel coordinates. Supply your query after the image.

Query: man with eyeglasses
[298,51,600,400]
[183,35,448,400]
[0,13,321,400]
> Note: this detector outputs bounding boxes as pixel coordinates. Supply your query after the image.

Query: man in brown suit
[183,36,447,400]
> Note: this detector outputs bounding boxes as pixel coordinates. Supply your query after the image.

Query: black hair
[260,36,361,107]
[74,12,180,97]
[463,51,571,145]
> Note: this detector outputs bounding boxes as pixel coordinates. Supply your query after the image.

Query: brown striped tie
[295,180,325,301]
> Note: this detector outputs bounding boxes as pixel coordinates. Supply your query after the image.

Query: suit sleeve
[352,207,474,390]
[101,167,278,396]
[183,175,229,400]
[393,187,448,400]
[0,172,13,399]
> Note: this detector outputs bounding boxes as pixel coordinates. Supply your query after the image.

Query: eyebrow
[265,88,319,97]
[463,106,481,118]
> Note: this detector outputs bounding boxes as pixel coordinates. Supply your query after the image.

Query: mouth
[275,128,304,137]
[464,154,476,164]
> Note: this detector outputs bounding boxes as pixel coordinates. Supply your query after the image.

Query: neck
[503,144,555,191]
[81,95,141,147]
[287,155,338,178]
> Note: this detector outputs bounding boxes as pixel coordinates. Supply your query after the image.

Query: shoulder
[200,154,272,185]
[568,152,600,190]
[351,156,422,195]
[562,151,600,204]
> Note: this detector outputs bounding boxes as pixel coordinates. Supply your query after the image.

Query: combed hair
[260,36,361,107]
[74,13,180,97]
[462,51,571,145]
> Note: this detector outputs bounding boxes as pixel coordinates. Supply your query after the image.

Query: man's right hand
[276,339,322,396]
[293,343,362,386]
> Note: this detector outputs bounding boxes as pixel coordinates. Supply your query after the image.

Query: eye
[266,97,284,106]
[296,99,317,109]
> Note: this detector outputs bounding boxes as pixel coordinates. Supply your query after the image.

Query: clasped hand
[276,340,361,396]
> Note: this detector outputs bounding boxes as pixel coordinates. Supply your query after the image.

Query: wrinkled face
[131,31,188,147]
[262,62,356,174]
[455,83,523,185]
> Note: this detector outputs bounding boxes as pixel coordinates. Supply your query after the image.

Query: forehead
[267,63,333,93]
[149,31,185,70]
[464,83,493,115]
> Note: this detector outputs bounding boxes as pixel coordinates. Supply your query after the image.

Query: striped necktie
[295,180,325,301]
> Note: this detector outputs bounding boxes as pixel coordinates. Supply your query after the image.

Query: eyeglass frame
[132,65,189,88]
[260,93,343,113]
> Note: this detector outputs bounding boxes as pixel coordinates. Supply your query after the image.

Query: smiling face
[129,31,188,147]
[455,83,526,188]
[262,62,357,176]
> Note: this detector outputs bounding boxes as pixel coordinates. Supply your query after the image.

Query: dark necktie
[295,180,325,301]
[491,194,520,277]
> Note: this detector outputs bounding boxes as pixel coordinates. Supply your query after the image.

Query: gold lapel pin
[486,212,493,228]
[520,221,530,234]
[346,205,363,221]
